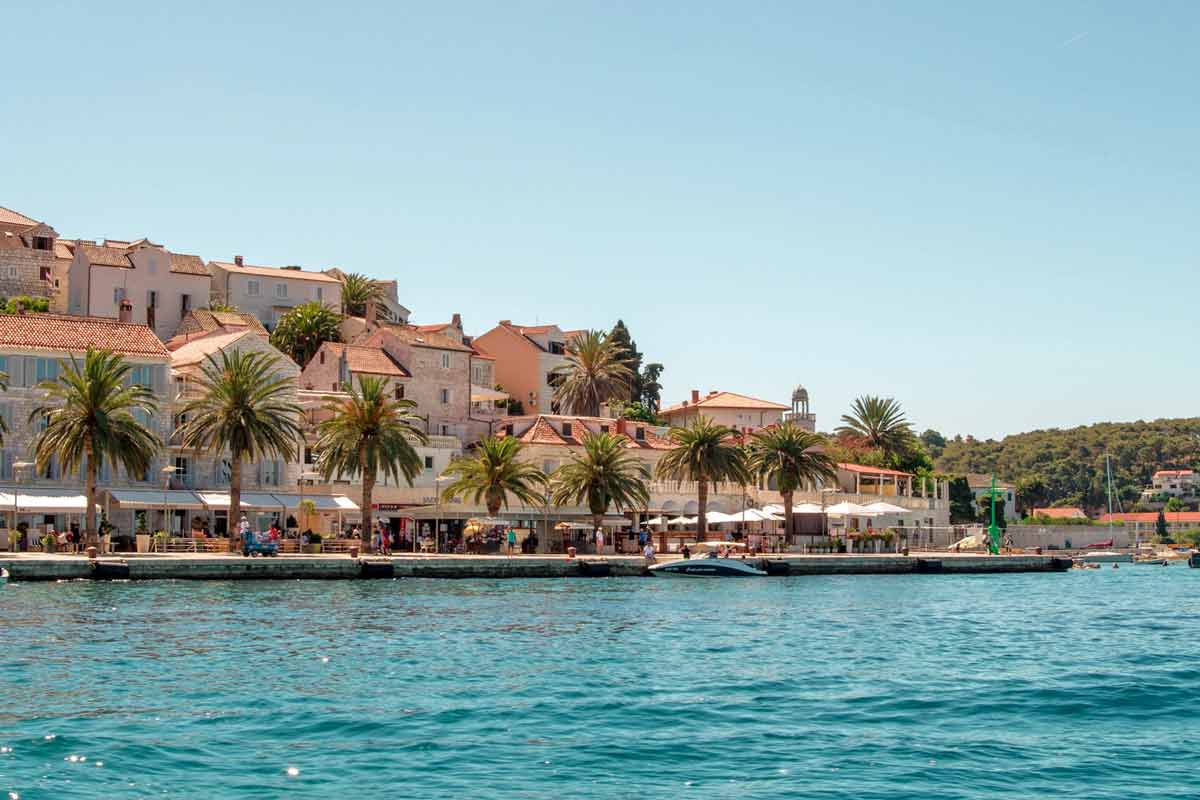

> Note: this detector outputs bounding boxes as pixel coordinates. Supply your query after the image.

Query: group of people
[50,522,83,553]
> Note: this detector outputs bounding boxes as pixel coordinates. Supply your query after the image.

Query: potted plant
[41,532,55,553]
[135,512,150,553]
[303,531,323,554]
[8,527,19,552]
[153,530,169,552]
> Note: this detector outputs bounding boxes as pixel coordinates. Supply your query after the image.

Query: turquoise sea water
[1,567,1198,799]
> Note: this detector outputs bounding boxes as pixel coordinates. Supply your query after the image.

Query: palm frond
[551,330,634,416]
[440,436,547,514]
[549,432,650,516]
[314,375,428,485]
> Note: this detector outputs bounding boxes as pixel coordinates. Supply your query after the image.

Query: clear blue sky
[5,2,1197,439]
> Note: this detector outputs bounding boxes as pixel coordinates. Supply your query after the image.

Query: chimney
[616,417,628,435]
[451,313,462,329]
[690,389,700,404]
[499,319,511,326]
[118,299,133,323]
[365,300,378,327]
[233,255,244,266]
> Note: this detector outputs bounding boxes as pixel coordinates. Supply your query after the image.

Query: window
[35,358,58,383]
[424,456,434,470]
[600,424,609,434]
[549,341,565,354]
[6,266,17,279]
[304,447,314,465]
[635,427,645,441]
[319,351,325,365]
[395,384,405,400]
[504,424,514,436]
[129,365,152,388]
[246,280,261,297]
[316,287,324,302]
[0,356,7,376]
[440,424,450,436]
[440,388,449,404]
[441,353,451,369]
[174,457,190,482]
[181,294,192,314]
[33,236,52,251]
[275,283,288,298]
[39,266,51,282]
[562,422,573,437]
[112,287,125,305]
[146,290,158,309]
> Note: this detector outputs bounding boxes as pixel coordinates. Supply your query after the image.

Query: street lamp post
[161,465,178,552]
[12,461,32,552]
[297,470,320,554]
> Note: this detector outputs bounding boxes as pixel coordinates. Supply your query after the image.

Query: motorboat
[0,567,7,585]
[1074,550,1133,564]
[649,556,767,577]
[649,541,767,577]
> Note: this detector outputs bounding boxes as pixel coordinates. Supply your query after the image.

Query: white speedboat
[1075,550,1133,564]
[0,568,7,585]
[649,554,767,577]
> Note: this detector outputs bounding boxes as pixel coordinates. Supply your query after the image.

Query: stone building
[208,257,342,332]
[0,310,172,535]
[63,238,211,341]
[0,206,64,305]
[472,321,581,415]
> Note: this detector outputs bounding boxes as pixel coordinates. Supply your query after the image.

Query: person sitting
[681,543,691,560]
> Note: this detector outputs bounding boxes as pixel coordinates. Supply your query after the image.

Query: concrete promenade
[0,552,1073,581]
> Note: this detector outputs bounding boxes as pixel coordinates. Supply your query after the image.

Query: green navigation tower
[983,474,1003,555]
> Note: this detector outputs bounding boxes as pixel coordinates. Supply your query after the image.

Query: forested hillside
[935,418,1200,512]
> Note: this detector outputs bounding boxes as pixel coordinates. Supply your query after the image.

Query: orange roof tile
[838,462,914,478]
[77,242,132,268]
[319,343,411,377]
[0,313,169,357]
[1153,470,1195,479]
[519,416,570,445]
[1099,511,1200,524]
[660,391,789,416]
[377,323,474,353]
[0,206,38,227]
[169,253,209,276]
[210,261,343,284]
[1031,507,1087,519]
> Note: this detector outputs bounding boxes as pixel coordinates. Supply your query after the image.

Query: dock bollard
[86,546,98,560]
[567,547,576,559]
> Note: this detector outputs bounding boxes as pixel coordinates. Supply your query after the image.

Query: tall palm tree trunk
[229,455,243,552]
[361,472,376,551]
[592,511,604,553]
[782,488,794,547]
[697,478,708,542]
[85,441,98,548]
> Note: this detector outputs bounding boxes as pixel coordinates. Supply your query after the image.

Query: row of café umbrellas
[641,501,912,528]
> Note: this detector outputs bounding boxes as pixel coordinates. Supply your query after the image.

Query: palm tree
[549,432,650,535]
[836,395,915,460]
[655,416,750,540]
[551,330,634,416]
[314,375,427,548]
[30,348,159,545]
[441,436,546,518]
[746,423,838,543]
[341,273,384,317]
[270,301,343,367]
[178,350,302,548]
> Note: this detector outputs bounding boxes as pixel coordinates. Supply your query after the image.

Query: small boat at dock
[649,541,768,577]
[1075,550,1133,565]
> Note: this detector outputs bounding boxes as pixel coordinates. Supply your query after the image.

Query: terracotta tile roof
[0,206,38,227]
[838,462,914,478]
[519,416,569,445]
[341,345,411,377]
[660,391,789,416]
[53,241,73,259]
[1099,511,1200,524]
[0,313,169,357]
[379,323,474,353]
[77,243,132,268]
[170,329,255,367]
[172,309,267,342]
[1031,507,1087,519]
[169,253,209,276]
[415,323,449,333]
[504,322,557,335]
[210,260,343,284]
[1154,470,1195,479]
[470,343,495,361]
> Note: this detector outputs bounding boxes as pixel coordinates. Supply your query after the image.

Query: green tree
[270,301,343,367]
[340,273,384,317]
[836,395,915,461]
[440,436,547,516]
[30,348,159,544]
[640,362,664,411]
[549,432,650,535]
[178,350,302,548]
[314,376,427,547]
[204,301,239,313]
[948,477,975,524]
[1165,496,1185,512]
[919,429,946,459]
[1155,509,1171,543]
[608,320,642,402]
[1015,475,1051,517]
[552,329,634,416]
[618,401,664,425]
[746,424,837,542]
[0,296,50,314]
[655,417,751,540]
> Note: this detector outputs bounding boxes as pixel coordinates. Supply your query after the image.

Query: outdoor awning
[107,489,206,510]
[825,501,881,516]
[270,493,360,512]
[862,501,910,514]
[0,489,98,513]
[196,492,286,511]
[470,385,508,403]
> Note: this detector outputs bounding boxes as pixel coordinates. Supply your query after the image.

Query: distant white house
[208,257,342,332]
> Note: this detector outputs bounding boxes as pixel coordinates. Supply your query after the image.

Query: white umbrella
[793,502,825,514]
[667,516,697,526]
[762,504,784,515]
[643,516,667,526]
[704,511,738,524]
[862,501,910,514]
[825,501,881,516]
